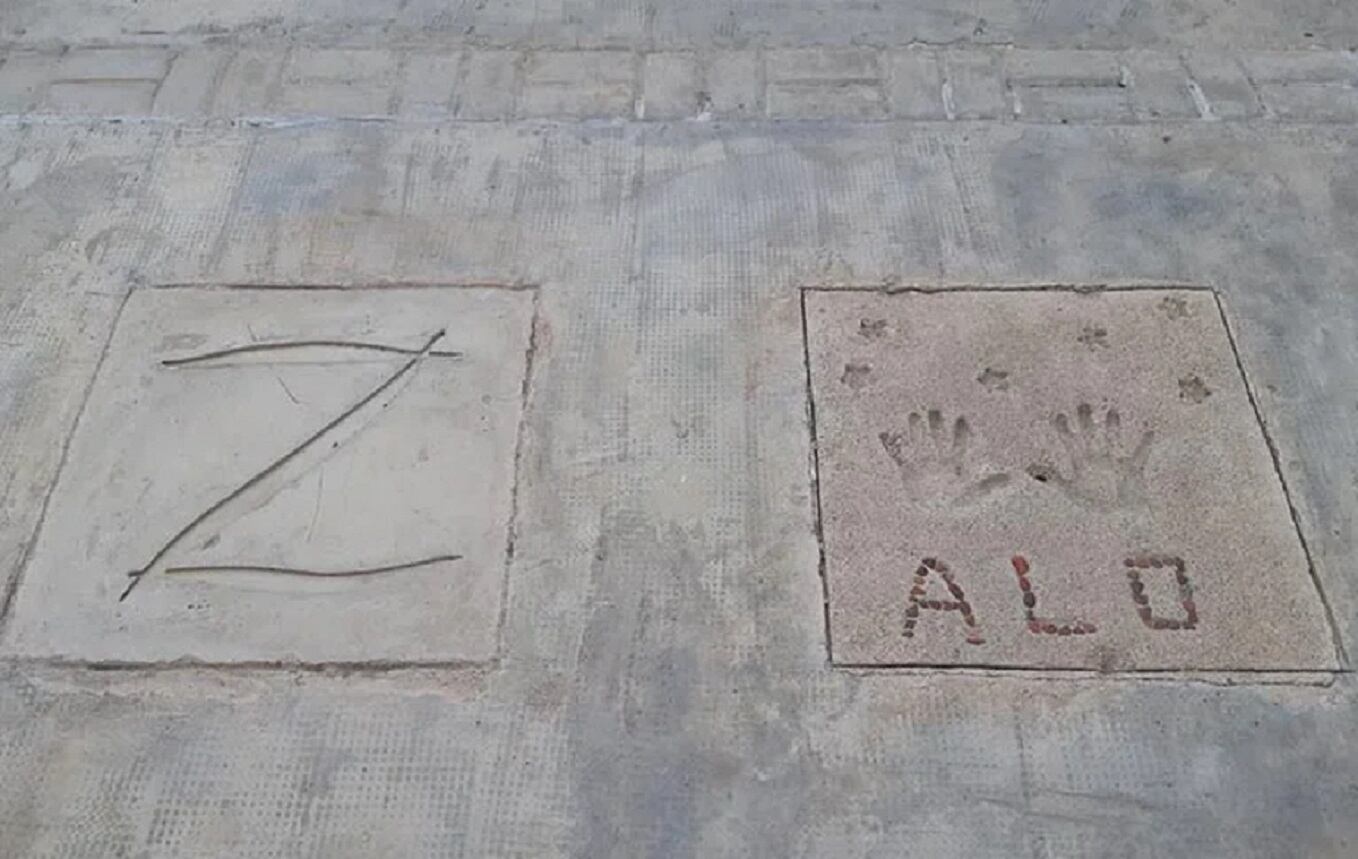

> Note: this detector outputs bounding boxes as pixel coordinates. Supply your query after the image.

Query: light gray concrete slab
[275,48,401,115]
[766,48,885,120]
[3,286,533,664]
[641,51,700,120]
[705,50,762,117]
[806,288,1335,670]
[153,48,231,116]
[521,50,634,118]
[396,51,463,117]
[884,49,946,119]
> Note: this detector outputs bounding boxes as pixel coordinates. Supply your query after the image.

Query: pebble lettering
[904,554,1197,643]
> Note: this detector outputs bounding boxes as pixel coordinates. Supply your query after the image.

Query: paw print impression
[1077,326,1109,350]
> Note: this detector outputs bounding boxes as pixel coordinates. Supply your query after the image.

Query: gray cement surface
[1,1,1358,856]
[806,288,1334,670]
[4,286,532,664]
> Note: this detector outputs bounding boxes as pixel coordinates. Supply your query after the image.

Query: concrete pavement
[0,2,1357,855]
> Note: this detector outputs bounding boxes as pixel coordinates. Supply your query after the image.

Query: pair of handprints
[877,403,1153,511]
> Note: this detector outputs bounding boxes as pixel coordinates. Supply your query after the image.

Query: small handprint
[1031,403,1154,511]
[879,410,1010,510]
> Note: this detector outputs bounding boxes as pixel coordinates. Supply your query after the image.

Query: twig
[165,554,461,579]
[120,329,447,601]
[162,339,462,367]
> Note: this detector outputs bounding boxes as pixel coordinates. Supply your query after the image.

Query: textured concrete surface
[1,0,1358,856]
[806,288,1334,670]
[3,43,1358,123]
[4,287,532,664]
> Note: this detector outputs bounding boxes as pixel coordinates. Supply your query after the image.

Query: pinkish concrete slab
[805,288,1336,671]
[3,286,534,665]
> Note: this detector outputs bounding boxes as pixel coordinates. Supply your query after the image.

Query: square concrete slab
[3,286,534,664]
[805,288,1337,671]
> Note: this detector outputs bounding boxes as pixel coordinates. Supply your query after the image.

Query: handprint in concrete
[1031,403,1154,511]
[878,409,1010,509]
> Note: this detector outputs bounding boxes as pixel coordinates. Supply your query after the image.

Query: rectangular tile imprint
[804,288,1337,671]
[2,286,535,665]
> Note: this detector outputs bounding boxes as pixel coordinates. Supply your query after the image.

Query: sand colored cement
[3,287,533,664]
[806,288,1336,670]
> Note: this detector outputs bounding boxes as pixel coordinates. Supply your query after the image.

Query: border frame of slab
[0,280,543,672]
[798,282,1345,680]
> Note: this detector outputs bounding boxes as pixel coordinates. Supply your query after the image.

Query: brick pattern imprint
[1,45,1356,122]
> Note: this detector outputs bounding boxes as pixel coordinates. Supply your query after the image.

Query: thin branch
[164,554,462,580]
[120,329,447,601]
[162,339,462,367]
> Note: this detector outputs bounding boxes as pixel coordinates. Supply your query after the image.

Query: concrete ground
[1,1,1358,856]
